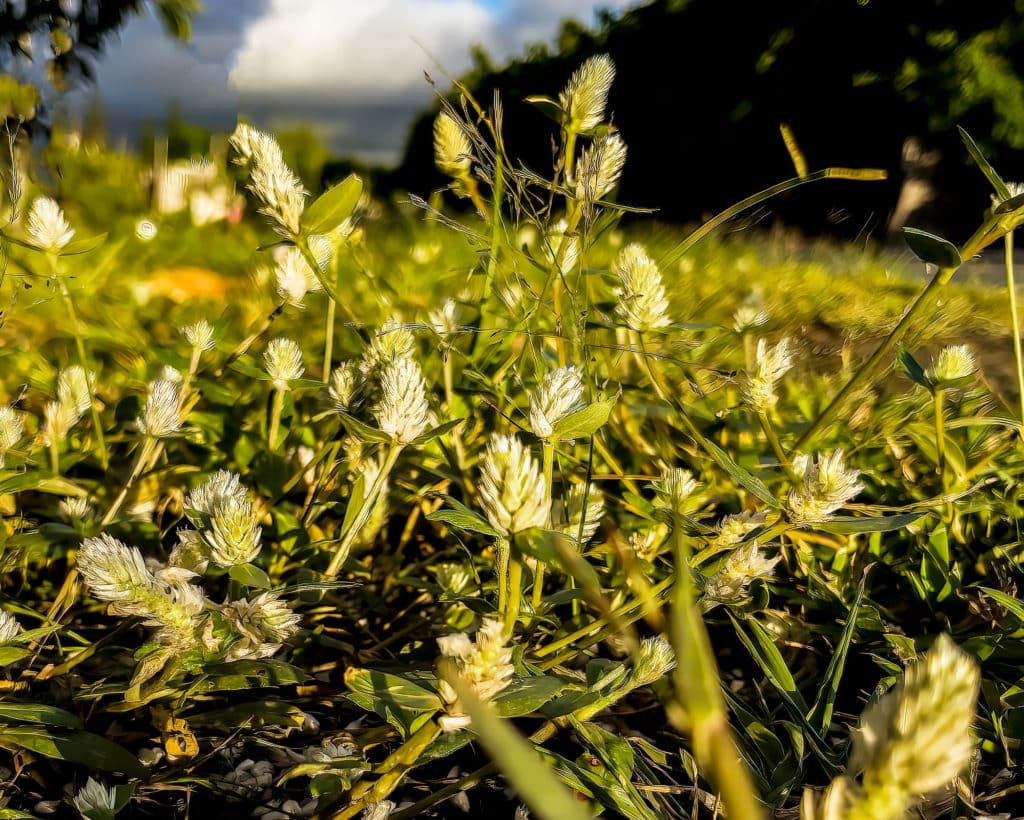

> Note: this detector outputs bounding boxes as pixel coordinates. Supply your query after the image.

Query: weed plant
[0,57,1020,820]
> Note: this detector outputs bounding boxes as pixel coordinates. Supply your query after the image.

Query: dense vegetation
[0,53,1021,820]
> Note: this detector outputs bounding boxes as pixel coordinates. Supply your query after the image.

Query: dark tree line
[389,0,1024,240]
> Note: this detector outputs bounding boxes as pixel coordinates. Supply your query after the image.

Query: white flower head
[60,496,96,524]
[328,361,360,412]
[73,777,118,820]
[264,337,304,390]
[186,470,246,519]
[477,434,550,536]
[374,356,431,444]
[137,378,182,439]
[204,493,262,568]
[26,195,74,252]
[223,590,300,660]
[559,54,616,133]
[230,123,282,167]
[433,110,473,179]
[437,617,514,732]
[652,467,698,513]
[0,405,24,462]
[613,243,672,331]
[927,344,976,385]
[575,132,627,204]
[42,399,78,445]
[848,634,980,813]
[711,511,767,551]
[788,450,863,524]
[58,365,94,418]
[361,318,416,377]
[273,246,320,308]
[630,635,677,688]
[181,319,216,352]
[559,483,605,545]
[429,298,462,344]
[0,609,22,644]
[742,337,794,414]
[704,541,780,600]
[529,365,585,439]
[249,161,307,237]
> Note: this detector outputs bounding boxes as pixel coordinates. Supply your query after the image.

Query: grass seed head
[26,195,74,252]
[181,319,216,351]
[613,243,672,331]
[529,364,585,439]
[374,356,431,444]
[742,337,794,414]
[0,609,22,644]
[264,337,305,390]
[477,433,550,536]
[576,132,627,203]
[433,110,473,179]
[927,344,976,384]
[559,53,616,133]
[137,378,183,438]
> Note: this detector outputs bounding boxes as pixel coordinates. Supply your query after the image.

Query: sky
[64,0,641,166]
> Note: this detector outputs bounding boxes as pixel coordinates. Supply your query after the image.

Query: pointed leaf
[958,126,1011,201]
[902,227,961,268]
[0,728,145,776]
[550,398,615,440]
[302,174,362,235]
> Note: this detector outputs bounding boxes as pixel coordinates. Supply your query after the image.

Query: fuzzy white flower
[42,400,78,445]
[653,467,699,512]
[788,450,863,524]
[433,111,473,179]
[429,298,462,344]
[559,54,615,133]
[927,344,976,385]
[137,378,182,438]
[249,161,307,237]
[575,132,627,203]
[742,338,794,414]
[273,246,320,308]
[361,319,416,377]
[0,609,22,644]
[77,534,202,640]
[374,356,431,444]
[186,470,246,518]
[58,365,94,419]
[204,493,262,568]
[328,362,360,412]
[60,496,95,524]
[559,483,605,545]
[629,635,677,688]
[613,243,672,331]
[73,777,117,820]
[529,365,585,439]
[0,405,24,467]
[704,542,780,600]
[181,319,216,351]
[223,591,300,660]
[26,196,74,252]
[264,337,304,390]
[230,123,282,167]
[437,618,515,732]
[477,434,550,536]
[711,511,767,551]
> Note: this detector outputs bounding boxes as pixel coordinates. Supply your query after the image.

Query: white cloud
[228,0,638,108]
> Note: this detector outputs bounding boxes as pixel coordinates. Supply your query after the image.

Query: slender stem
[758,412,793,477]
[324,444,402,577]
[323,295,336,383]
[216,303,283,377]
[101,437,156,527]
[1005,232,1024,428]
[793,217,1004,453]
[59,278,108,470]
[933,388,946,476]
[504,552,523,636]
[268,387,284,451]
[442,353,470,491]
[534,441,555,611]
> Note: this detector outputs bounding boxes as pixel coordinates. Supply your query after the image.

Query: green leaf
[60,233,108,255]
[896,344,931,390]
[980,587,1024,623]
[808,577,865,735]
[301,174,363,235]
[336,410,393,444]
[0,647,30,665]
[441,663,592,820]
[730,614,808,713]
[228,563,272,590]
[409,418,464,446]
[698,433,782,508]
[524,95,563,124]
[817,512,924,534]
[958,126,1011,201]
[427,497,500,537]
[0,702,82,729]
[345,668,441,737]
[0,728,145,776]
[550,398,615,440]
[902,227,962,268]
[493,676,565,717]
[0,472,86,496]
[994,192,1024,215]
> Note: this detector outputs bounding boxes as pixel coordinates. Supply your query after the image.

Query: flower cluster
[181,470,263,569]
[230,123,306,237]
[529,365,585,439]
[436,618,515,732]
[477,434,550,535]
[788,450,863,524]
[613,244,672,331]
[742,337,794,414]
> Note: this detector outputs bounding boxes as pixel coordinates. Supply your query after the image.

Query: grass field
[0,56,1022,820]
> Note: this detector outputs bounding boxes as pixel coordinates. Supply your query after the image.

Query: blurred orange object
[137,267,233,304]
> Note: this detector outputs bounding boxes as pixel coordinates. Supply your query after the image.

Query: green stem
[268,387,284,451]
[323,295,336,383]
[504,552,523,636]
[534,441,555,612]
[933,388,946,476]
[1005,232,1024,429]
[793,217,1004,452]
[758,412,794,478]
[443,352,470,491]
[100,436,156,527]
[58,278,108,470]
[324,444,402,577]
